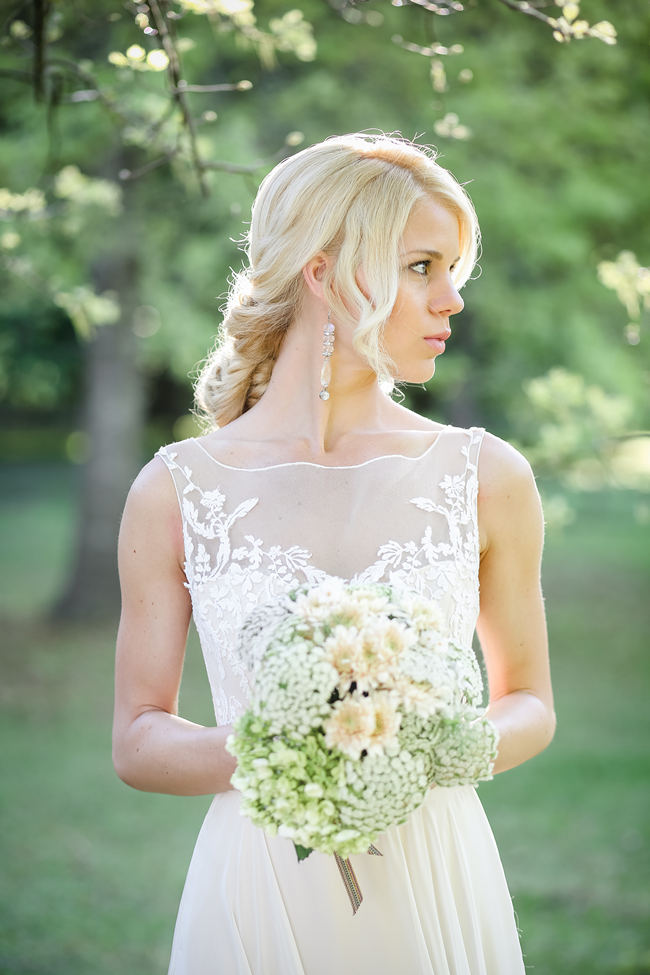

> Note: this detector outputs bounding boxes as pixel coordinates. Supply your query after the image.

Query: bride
[112,132,555,974]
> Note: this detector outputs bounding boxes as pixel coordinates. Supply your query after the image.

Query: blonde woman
[113,133,555,974]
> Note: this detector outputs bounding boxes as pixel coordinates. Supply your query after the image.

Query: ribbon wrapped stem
[333,845,383,915]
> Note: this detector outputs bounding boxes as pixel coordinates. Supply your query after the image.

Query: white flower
[353,624,400,687]
[330,595,373,629]
[334,829,360,844]
[366,691,402,755]
[324,695,375,759]
[324,625,361,687]
[393,678,442,719]
[304,783,324,798]
[397,591,445,632]
[228,581,497,860]
[253,639,338,734]
[346,586,391,615]
[293,578,347,621]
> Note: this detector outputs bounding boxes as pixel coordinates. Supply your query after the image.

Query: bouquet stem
[333,845,383,915]
[293,840,383,914]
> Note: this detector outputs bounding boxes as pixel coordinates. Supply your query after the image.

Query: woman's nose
[430,281,464,317]
[450,288,464,316]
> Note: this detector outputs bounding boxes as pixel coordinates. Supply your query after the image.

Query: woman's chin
[397,362,437,385]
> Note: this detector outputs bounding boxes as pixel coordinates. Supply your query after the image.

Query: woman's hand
[476,433,556,775]
[112,456,237,796]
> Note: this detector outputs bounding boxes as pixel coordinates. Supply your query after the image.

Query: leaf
[231,497,259,521]
[410,496,434,512]
[294,843,313,862]
[562,3,580,25]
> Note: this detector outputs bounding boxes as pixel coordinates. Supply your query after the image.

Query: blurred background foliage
[1,3,649,972]
[2,0,649,617]
[1,0,648,615]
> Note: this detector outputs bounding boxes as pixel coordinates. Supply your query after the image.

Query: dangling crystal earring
[319,318,335,401]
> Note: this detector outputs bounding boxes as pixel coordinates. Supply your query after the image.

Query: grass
[0,463,648,974]
[480,489,650,975]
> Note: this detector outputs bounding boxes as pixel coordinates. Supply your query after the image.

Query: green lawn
[0,464,648,974]
[481,490,650,975]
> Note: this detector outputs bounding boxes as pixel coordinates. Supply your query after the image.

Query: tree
[3,0,645,619]
[2,0,318,618]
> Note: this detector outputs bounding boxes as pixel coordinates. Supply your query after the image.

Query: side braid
[194,271,301,429]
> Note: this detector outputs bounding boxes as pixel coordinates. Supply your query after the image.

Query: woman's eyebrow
[402,248,461,263]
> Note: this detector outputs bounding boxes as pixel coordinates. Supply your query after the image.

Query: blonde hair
[195,132,480,428]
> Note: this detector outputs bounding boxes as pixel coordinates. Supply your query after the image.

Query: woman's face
[382,195,465,383]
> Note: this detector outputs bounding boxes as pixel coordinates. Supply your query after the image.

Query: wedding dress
[155,424,525,974]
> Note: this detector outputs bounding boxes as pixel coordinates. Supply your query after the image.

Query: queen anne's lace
[156,426,486,725]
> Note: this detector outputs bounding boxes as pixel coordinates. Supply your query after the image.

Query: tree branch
[46,56,129,123]
[201,158,274,174]
[147,0,210,198]
[492,0,557,30]
[392,34,460,57]
[32,0,49,100]
[173,81,251,94]
[405,0,464,14]
[118,149,180,182]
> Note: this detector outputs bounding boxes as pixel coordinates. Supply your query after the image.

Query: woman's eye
[410,260,430,276]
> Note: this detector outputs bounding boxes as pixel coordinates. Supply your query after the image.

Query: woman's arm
[476,433,556,775]
[112,457,237,796]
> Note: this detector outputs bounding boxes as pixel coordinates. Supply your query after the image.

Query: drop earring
[319,317,335,401]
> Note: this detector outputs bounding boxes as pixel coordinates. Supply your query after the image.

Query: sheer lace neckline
[191,425,451,473]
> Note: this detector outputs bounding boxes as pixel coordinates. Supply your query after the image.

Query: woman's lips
[424,336,447,353]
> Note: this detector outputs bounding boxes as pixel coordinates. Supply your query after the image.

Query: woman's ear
[302,252,332,300]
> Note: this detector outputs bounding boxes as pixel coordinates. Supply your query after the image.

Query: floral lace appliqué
[156,428,484,725]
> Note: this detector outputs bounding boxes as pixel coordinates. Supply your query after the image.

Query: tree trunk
[52,252,146,620]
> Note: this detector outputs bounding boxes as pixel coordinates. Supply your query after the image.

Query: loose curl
[194,132,480,429]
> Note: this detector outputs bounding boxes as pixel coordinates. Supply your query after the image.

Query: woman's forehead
[401,198,461,254]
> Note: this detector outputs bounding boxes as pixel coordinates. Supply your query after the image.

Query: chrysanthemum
[329,596,372,630]
[352,620,407,686]
[324,695,375,760]
[377,618,416,655]
[366,691,402,755]
[324,625,361,688]
[393,677,442,719]
[398,591,445,632]
[348,587,391,615]
[294,578,347,621]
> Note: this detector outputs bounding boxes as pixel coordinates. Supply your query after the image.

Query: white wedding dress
[155,425,525,974]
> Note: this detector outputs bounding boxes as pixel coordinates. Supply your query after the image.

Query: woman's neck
[233,309,396,456]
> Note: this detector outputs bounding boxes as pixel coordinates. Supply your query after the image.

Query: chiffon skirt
[167,784,525,974]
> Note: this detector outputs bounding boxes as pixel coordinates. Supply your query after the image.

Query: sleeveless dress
[155,424,525,975]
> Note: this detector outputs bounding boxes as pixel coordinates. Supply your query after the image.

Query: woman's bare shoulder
[120,450,186,562]
[477,431,543,553]
[128,451,181,508]
[127,436,201,503]
[478,431,535,493]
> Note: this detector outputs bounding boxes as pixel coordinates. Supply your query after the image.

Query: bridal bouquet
[226,580,498,864]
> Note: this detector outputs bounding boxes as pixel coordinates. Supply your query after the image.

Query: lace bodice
[156,425,486,726]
